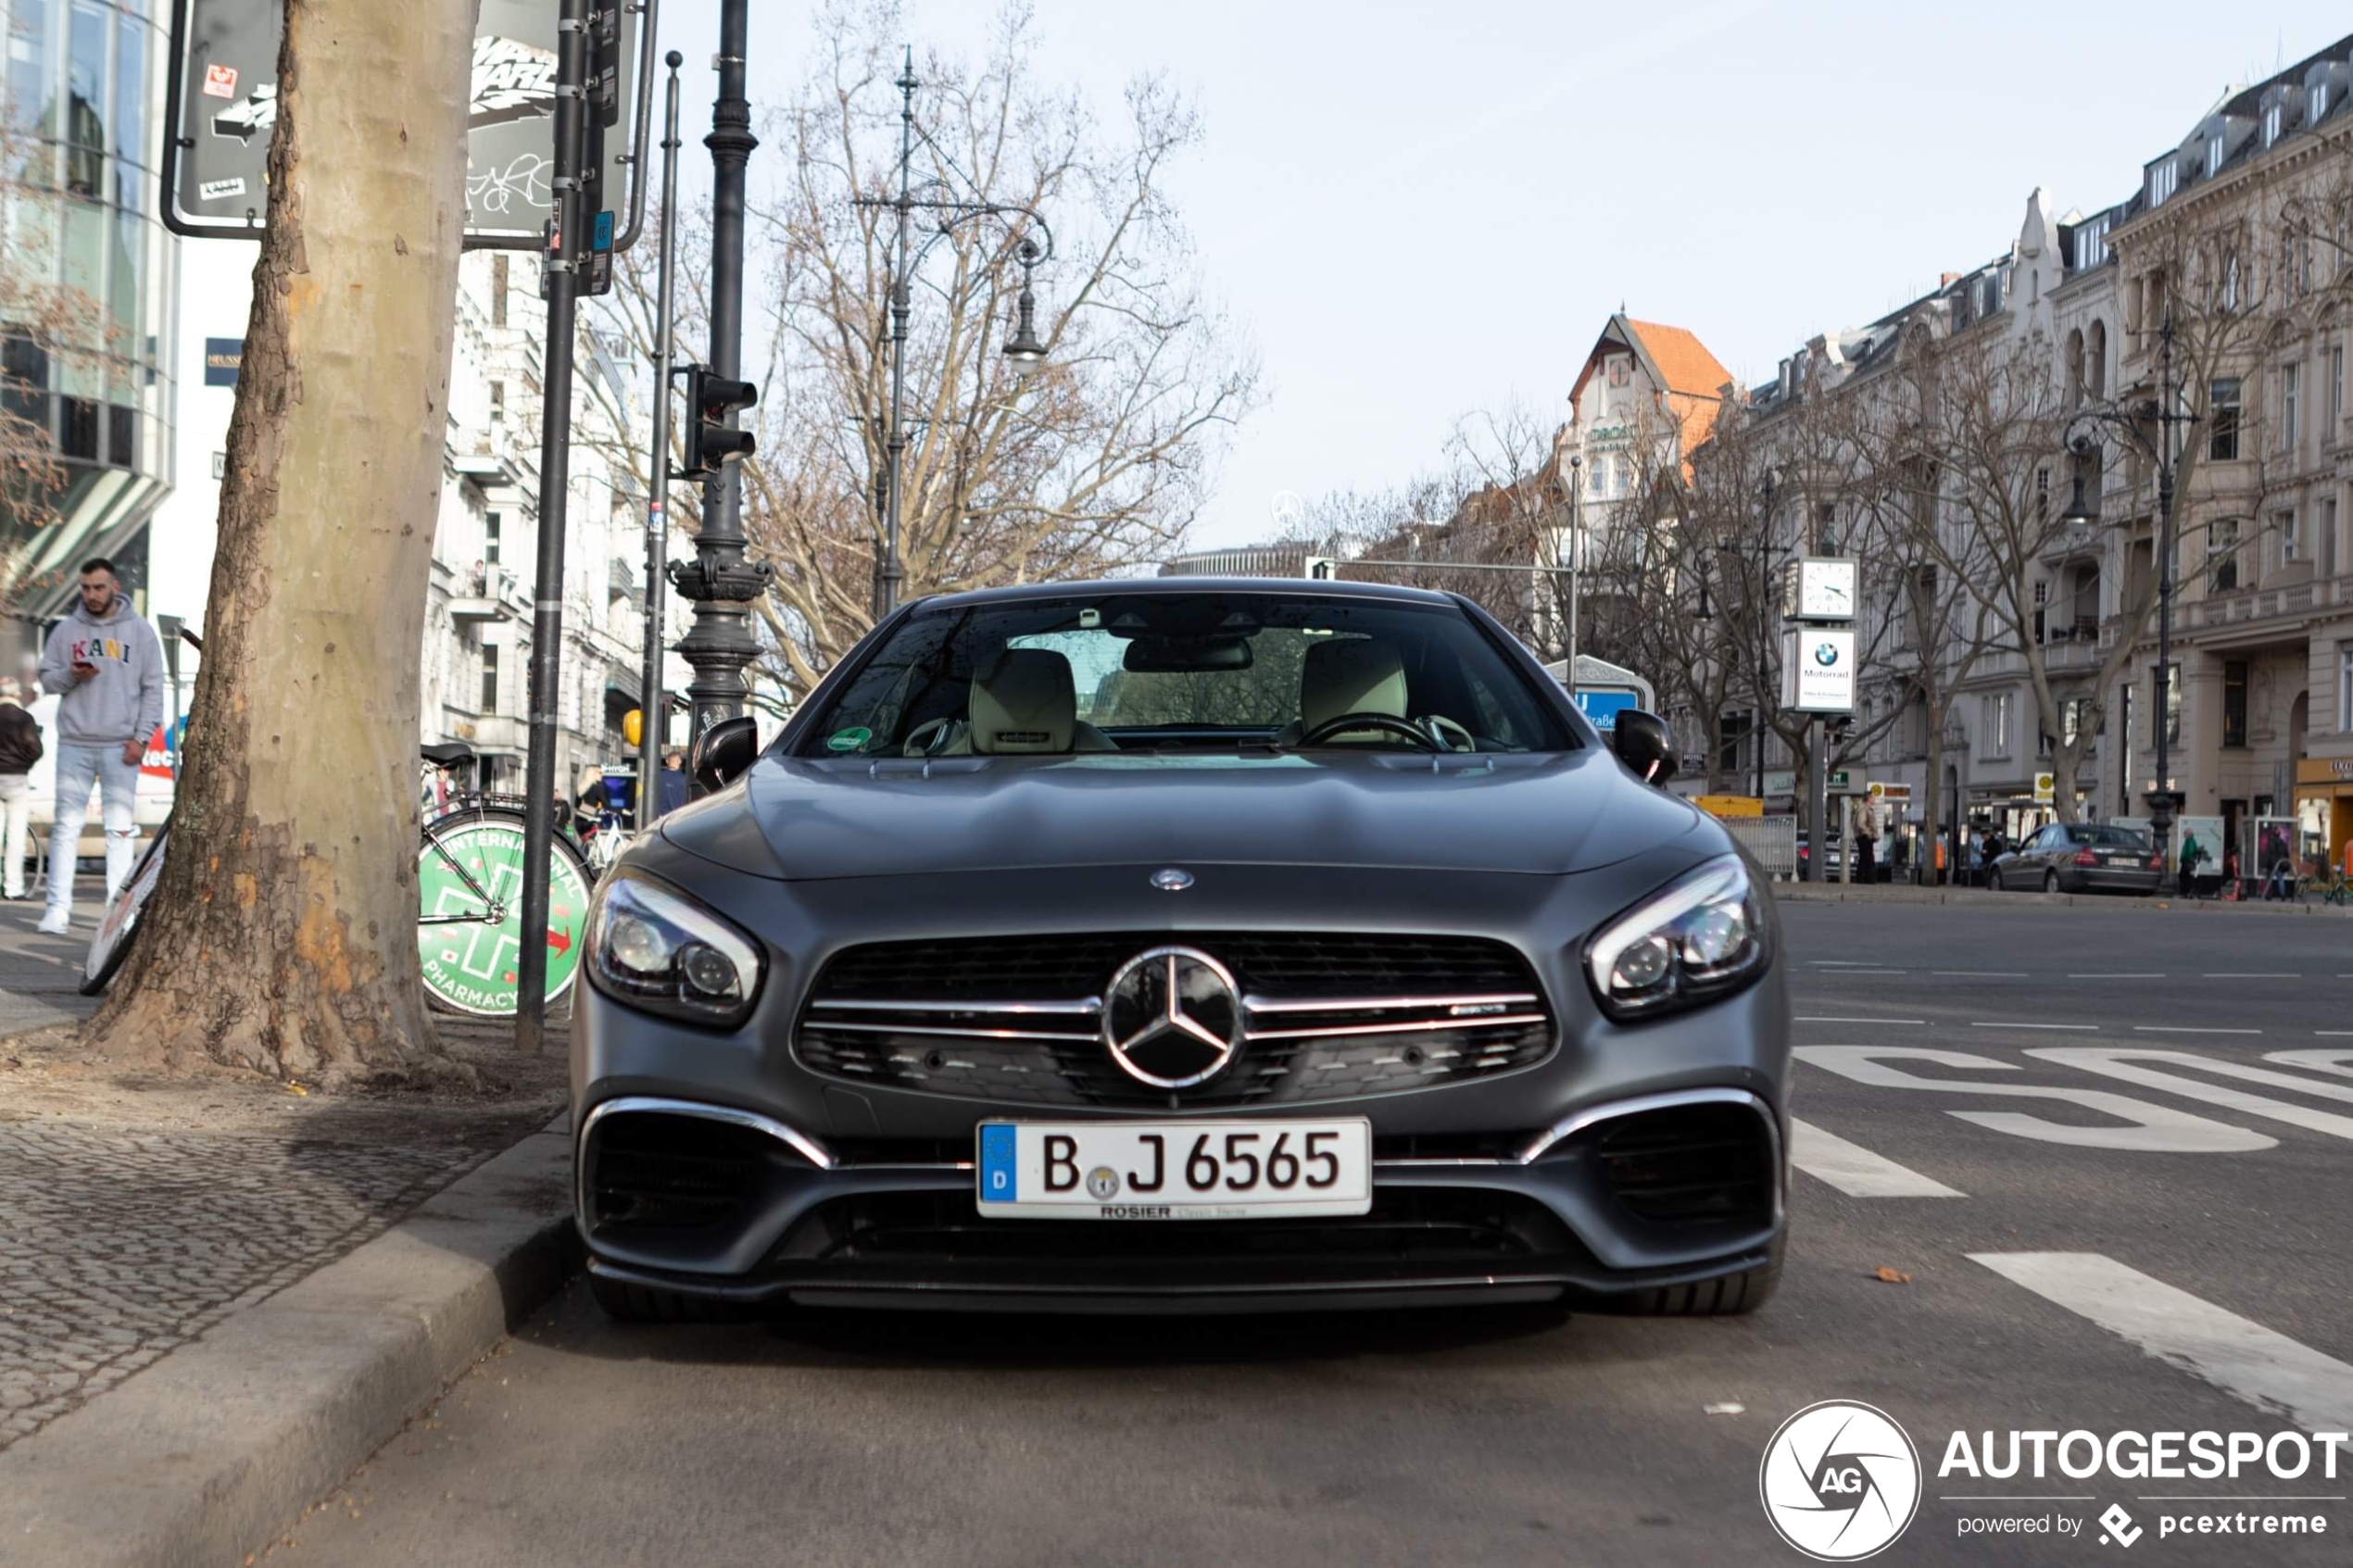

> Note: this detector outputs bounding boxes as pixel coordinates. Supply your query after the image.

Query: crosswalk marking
[2027,1047,2353,1142]
[1970,1252,2353,1443]
[1788,1119,1965,1198]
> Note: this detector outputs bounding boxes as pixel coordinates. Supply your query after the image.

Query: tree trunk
[83,0,476,1086]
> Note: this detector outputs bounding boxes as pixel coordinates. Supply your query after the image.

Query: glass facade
[1,0,174,628]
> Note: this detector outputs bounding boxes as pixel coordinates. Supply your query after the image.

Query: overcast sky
[655,1,2353,551]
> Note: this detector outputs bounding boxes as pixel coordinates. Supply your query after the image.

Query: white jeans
[0,774,28,898]
[45,740,141,921]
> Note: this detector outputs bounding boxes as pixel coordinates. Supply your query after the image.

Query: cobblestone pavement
[0,1118,488,1449]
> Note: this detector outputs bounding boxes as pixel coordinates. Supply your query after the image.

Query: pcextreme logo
[1759,1400,1924,1561]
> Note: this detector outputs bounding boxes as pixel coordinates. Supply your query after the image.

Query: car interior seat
[1272,637,1408,746]
[923,648,1117,755]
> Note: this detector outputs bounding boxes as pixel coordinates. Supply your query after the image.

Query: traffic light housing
[1303,555,1340,581]
[677,365,759,481]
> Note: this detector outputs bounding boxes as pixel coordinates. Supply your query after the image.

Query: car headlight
[585,868,764,1025]
[1585,854,1769,1021]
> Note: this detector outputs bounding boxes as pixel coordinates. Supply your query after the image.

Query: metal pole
[1564,469,1579,696]
[2151,311,2178,870]
[1806,715,1828,883]
[672,0,768,759]
[877,51,916,616]
[635,52,683,828]
[514,0,590,1053]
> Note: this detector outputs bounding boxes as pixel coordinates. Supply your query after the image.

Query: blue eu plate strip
[979,1124,1018,1202]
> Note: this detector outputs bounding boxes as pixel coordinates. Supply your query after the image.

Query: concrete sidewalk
[0,1111,576,1568]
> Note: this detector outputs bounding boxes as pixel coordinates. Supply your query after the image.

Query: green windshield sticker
[826,726,874,752]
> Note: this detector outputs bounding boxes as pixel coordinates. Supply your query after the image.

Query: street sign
[1827,769,1851,792]
[1868,781,1913,803]
[161,0,647,248]
[1574,690,1639,731]
[1695,795,1764,818]
[2033,771,2056,803]
[1780,627,1856,713]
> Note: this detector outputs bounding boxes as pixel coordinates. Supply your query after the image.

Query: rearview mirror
[1611,709,1678,787]
[690,715,760,794]
[1123,634,1253,673]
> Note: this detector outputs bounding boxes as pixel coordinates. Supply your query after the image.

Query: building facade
[2,0,177,656]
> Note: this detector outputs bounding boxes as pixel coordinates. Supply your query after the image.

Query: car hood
[661,748,1702,882]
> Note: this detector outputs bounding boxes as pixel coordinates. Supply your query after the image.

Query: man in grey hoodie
[36,558,162,935]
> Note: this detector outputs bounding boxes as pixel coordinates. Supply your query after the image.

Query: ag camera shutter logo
[1759,1400,1922,1561]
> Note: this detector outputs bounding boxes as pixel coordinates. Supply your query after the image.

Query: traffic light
[1303,555,1340,581]
[677,365,759,480]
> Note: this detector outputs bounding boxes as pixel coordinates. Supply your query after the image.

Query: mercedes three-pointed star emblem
[1101,945,1243,1089]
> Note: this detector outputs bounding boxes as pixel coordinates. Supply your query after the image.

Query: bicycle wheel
[81,821,170,997]
[416,809,594,1017]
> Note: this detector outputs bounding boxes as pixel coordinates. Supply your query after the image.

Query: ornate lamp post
[2058,308,2193,867]
[856,50,1055,617]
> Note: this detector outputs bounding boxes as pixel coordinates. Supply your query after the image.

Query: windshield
[797,592,1573,758]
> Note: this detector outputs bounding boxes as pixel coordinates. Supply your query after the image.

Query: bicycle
[415,744,595,1016]
[84,740,595,1017]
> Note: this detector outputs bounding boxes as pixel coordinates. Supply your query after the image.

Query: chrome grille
[794,933,1554,1107]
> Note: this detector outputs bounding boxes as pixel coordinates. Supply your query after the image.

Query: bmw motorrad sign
[1781,627,1856,713]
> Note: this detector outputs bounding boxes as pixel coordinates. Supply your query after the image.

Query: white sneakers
[35,909,68,935]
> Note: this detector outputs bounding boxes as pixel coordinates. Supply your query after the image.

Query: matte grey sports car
[571,579,1792,1320]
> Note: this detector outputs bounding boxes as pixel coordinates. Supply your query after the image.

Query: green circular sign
[416,818,590,1016]
[826,725,873,752]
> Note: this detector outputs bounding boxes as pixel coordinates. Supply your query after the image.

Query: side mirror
[1610,709,1679,786]
[689,715,759,794]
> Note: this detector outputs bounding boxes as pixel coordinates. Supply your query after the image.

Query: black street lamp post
[671,0,773,757]
[2059,308,2193,868]
[855,49,1053,618]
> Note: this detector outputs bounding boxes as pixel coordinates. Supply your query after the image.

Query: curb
[0,1114,577,1567]
[1771,884,2353,917]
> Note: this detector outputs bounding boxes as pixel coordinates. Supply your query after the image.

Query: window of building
[2209,518,2240,592]
[2223,659,2248,746]
[1718,709,1749,774]
[2284,362,2302,454]
[2063,696,2091,746]
[2334,345,2344,429]
[2211,133,2230,174]
[2223,252,2241,309]
[2158,662,2181,746]
[1606,356,1629,388]
[2318,83,2334,121]
[2325,496,2340,579]
[480,643,499,713]
[489,379,505,424]
[2209,378,2241,459]
[2280,507,2300,566]
[2342,646,2353,733]
[2151,160,2178,206]
[485,510,502,565]
[491,254,510,327]
[2263,105,2282,147]
[2036,465,2050,523]
[1986,692,2011,754]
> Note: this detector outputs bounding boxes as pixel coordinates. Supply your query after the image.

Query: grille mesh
[795,932,1554,1108]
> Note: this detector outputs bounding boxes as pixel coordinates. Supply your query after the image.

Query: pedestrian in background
[2177,830,2201,900]
[0,677,41,900]
[36,559,161,935]
[1853,797,1880,884]
[656,749,689,819]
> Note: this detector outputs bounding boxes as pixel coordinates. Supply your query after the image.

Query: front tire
[1600,1239,1782,1317]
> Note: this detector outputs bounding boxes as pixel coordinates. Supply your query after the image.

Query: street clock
[1785,557,1858,621]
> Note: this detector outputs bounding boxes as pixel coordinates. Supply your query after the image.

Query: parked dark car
[1989,822,2165,896]
[570,579,1793,1323]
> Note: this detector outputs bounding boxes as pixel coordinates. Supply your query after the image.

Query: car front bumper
[569,842,1791,1313]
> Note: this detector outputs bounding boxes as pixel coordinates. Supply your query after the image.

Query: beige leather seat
[930,648,1116,755]
[1274,637,1409,746]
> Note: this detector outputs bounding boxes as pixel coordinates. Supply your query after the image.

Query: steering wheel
[900,717,959,757]
[1420,714,1478,752]
[1296,712,1443,750]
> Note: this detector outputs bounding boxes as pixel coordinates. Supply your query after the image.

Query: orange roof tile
[1622,319,1733,401]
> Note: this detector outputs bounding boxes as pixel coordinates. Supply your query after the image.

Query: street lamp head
[1002,242,1047,377]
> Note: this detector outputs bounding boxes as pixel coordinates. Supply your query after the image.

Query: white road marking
[1796,1015,1925,1025]
[2203,972,2300,979]
[1788,1118,1966,1198]
[2070,972,2162,979]
[1970,1252,2353,1442]
[1970,1021,2099,1030]
[1794,1047,2273,1152]
[2026,1047,2353,1142]
[2269,1049,2353,1079]
[2313,1031,2353,1038]
[2130,1025,2262,1035]
[1807,960,1881,967]
[1934,970,2026,977]
[1816,968,1906,975]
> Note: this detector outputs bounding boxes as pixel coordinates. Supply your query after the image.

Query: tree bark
[83,0,477,1086]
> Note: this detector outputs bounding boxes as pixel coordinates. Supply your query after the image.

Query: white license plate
[975,1120,1373,1220]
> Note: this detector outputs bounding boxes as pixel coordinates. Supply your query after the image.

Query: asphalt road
[266,898,2353,1566]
